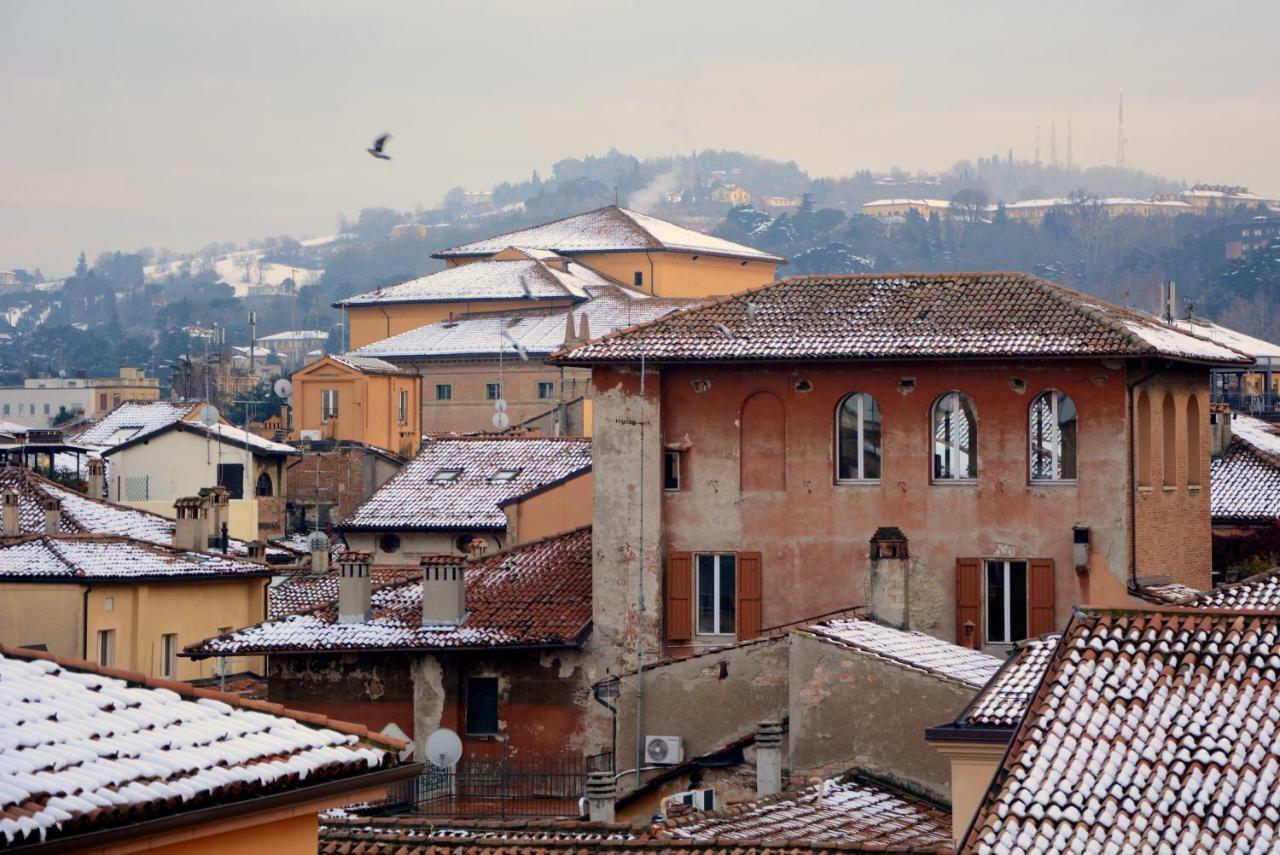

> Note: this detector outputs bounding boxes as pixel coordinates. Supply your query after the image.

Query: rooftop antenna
[1066,117,1074,171]
[1117,83,1127,168]
[1034,124,1041,165]
[1050,121,1058,168]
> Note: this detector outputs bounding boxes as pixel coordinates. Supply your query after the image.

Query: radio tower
[1117,84,1127,168]
[1034,123,1041,165]
[1066,117,1074,170]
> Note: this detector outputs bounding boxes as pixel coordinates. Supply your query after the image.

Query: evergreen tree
[74,252,88,278]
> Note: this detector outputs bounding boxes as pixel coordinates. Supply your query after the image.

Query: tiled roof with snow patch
[1181,569,1280,611]
[957,634,1060,728]
[269,567,421,620]
[555,272,1254,365]
[327,354,415,376]
[72,400,202,447]
[0,534,273,581]
[1211,414,1280,523]
[964,607,1280,853]
[335,259,598,307]
[0,645,400,848]
[186,527,592,656]
[802,618,1001,689]
[101,420,296,458]
[435,206,783,263]
[337,436,590,531]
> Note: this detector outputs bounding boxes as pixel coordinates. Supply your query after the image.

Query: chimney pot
[87,458,105,501]
[337,550,372,624]
[421,556,466,626]
[2,489,19,536]
[173,496,207,552]
[755,720,784,798]
[308,531,331,575]
[585,771,616,823]
[40,495,62,534]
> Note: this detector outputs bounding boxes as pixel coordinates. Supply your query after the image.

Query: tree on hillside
[950,189,990,224]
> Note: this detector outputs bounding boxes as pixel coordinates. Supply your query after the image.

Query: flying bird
[367,133,392,160]
[745,301,761,322]
[500,329,530,361]
[714,322,734,339]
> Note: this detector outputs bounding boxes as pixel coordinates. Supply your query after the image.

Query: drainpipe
[81,585,91,660]
[378,306,393,341]
[1127,364,1160,590]
[635,353,647,787]
[645,252,656,295]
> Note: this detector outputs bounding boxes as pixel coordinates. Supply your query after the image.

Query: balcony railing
[1212,391,1280,420]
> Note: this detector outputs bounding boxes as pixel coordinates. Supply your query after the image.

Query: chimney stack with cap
[86,458,105,501]
[338,551,372,624]
[755,720,784,797]
[173,497,206,552]
[585,771,616,823]
[308,531,331,575]
[421,556,466,626]
[2,489,19,536]
[40,495,61,534]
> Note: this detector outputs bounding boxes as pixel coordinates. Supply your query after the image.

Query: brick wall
[286,443,402,529]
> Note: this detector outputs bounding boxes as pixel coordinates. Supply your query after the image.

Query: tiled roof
[802,618,1002,689]
[0,467,293,561]
[0,644,403,849]
[72,400,202,447]
[268,567,421,620]
[327,354,415,376]
[185,527,593,656]
[1212,415,1280,523]
[1181,569,1280,611]
[555,273,1253,365]
[661,772,951,848]
[434,206,783,263]
[257,329,328,341]
[964,607,1280,853]
[337,436,590,531]
[1135,582,1204,604]
[101,419,296,458]
[1171,319,1280,360]
[956,634,1060,729]
[335,258,598,307]
[352,283,692,361]
[0,534,274,581]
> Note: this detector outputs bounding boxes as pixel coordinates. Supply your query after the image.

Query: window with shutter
[1028,558,1056,636]
[736,552,762,641]
[665,552,692,642]
[955,558,982,649]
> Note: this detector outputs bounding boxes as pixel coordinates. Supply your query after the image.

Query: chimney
[868,527,910,630]
[308,531,331,575]
[2,489,19,536]
[173,497,206,552]
[1210,404,1233,458]
[40,495,62,534]
[564,312,577,346]
[577,313,590,342]
[755,720,784,798]
[86,458,105,500]
[247,540,267,563]
[337,550,372,624]
[585,771,616,823]
[200,486,230,550]
[421,556,466,626]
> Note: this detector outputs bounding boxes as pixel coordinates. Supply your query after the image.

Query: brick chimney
[308,531,331,575]
[173,497,206,552]
[868,527,910,630]
[2,489,19,536]
[40,495,62,534]
[337,550,372,624]
[755,720,784,798]
[86,458,105,500]
[421,556,466,626]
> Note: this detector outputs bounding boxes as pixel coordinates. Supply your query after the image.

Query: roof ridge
[614,205,682,251]
[434,206,624,257]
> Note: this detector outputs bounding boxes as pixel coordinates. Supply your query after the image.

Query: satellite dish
[492,411,510,429]
[424,728,463,768]
[199,404,221,426]
[274,378,293,399]
[494,398,507,413]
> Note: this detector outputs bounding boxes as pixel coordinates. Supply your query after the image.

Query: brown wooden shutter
[665,552,692,642]
[736,552,763,641]
[1028,558,1056,637]
[955,558,982,650]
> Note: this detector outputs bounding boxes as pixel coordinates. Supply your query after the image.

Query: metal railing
[1212,391,1280,419]
[383,752,613,818]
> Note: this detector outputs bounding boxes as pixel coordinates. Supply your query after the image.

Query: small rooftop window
[488,467,522,483]
[430,468,463,484]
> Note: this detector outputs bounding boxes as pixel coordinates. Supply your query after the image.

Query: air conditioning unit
[300,429,322,441]
[665,788,717,813]
[644,734,684,765]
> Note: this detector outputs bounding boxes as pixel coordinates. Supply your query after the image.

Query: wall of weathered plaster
[788,630,980,800]
[268,652,415,743]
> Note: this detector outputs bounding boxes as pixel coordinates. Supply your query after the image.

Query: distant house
[761,195,803,209]
[0,366,160,429]
[290,354,421,458]
[711,184,752,206]
[860,198,952,218]
[1225,217,1280,259]
[285,438,405,531]
[391,222,430,240]
[256,329,329,369]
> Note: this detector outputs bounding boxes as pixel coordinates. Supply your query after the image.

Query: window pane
[986,561,1005,643]
[837,396,860,480]
[466,677,499,735]
[1058,395,1078,479]
[719,554,736,635]
[697,555,716,635]
[664,452,680,491]
[934,393,977,480]
[862,396,882,479]
[1009,561,1028,643]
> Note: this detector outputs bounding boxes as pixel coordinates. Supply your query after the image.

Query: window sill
[931,480,979,486]
[1162,486,1178,493]
[465,733,501,741]
[835,479,881,487]
[1137,486,1153,494]
[1028,480,1078,487]
[1188,485,1202,494]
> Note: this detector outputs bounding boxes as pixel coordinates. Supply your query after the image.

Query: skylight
[430,468,462,483]
[488,467,522,483]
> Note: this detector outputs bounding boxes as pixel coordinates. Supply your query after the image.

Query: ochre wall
[0,583,83,656]
[413,361,592,436]
[505,473,594,545]
[564,251,776,299]
[142,812,317,855]
[292,359,421,457]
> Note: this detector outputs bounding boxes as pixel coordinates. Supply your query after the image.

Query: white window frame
[537,381,556,400]
[695,553,736,637]
[985,559,1028,645]
[932,391,978,483]
[835,392,881,483]
[398,389,409,424]
[321,388,339,421]
[161,633,178,678]
[97,629,115,667]
[1029,390,1077,483]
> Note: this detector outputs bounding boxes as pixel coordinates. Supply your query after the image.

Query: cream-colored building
[0,366,160,428]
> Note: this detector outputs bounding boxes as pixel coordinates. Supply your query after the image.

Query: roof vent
[337,551,372,624]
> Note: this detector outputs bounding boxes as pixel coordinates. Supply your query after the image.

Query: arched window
[932,392,978,481]
[836,393,882,481]
[255,471,273,496]
[1186,395,1202,487]
[1162,394,1177,487]
[1136,391,1152,487]
[1029,391,1078,481]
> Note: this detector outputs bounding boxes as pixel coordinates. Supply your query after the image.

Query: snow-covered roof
[101,419,296,458]
[256,329,328,341]
[269,566,420,620]
[338,436,590,531]
[326,354,415,376]
[556,272,1255,366]
[861,198,952,208]
[965,607,1280,853]
[0,645,401,848]
[956,634,1060,729]
[1171,319,1280,361]
[434,206,783,263]
[186,527,593,656]
[72,401,202,448]
[1212,414,1280,523]
[0,534,273,581]
[335,259,601,307]
[802,617,1001,689]
[352,284,692,361]
[1181,569,1280,611]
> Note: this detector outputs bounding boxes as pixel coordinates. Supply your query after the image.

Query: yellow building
[0,532,272,682]
[711,184,752,206]
[860,198,954,218]
[290,354,421,457]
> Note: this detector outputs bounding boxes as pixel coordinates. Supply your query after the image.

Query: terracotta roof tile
[1212,414,1280,524]
[956,634,1060,728]
[269,567,422,619]
[803,619,1001,689]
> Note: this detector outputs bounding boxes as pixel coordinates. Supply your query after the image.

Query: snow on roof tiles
[803,618,1001,689]
[337,436,590,531]
[434,206,783,263]
[1181,569,1280,611]
[72,401,202,447]
[269,567,421,620]
[1171,320,1280,360]
[660,771,951,848]
[256,329,328,341]
[326,354,415,376]
[555,272,1254,365]
[186,527,593,656]
[101,420,296,458]
[335,259,596,307]
[965,607,1280,854]
[958,634,1060,728]
[0,645,399,848]
[1212,414,1280,524]
[0,534,273,581]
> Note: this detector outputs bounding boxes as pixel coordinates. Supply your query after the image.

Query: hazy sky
[3,1,1278,275]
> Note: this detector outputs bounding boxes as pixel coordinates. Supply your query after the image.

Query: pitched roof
[337,436,590,531]
[1211,414,1280,523]
[185,527,593,656]
[1180,568,1280,611]
[434,206,783,263]
[326,354,415,376]
[1171,319,1280,361]
[801,618,1002,689]
[554,272,1254,366]
[963,607,1280,853]
[660,771,951,849]
[335,258,599,307]
[0,534,274,581]
[953,634,1060,729]
[268,567,421,620]
[71,400,202,447]
[101,419,296,458]
[0,644,407,849]
[351,283,692,362]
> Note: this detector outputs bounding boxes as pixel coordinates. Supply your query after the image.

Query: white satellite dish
[424,728,463,768]
[198,404,221,426]
[492,411,510,429]
[494,398,507,413]
[274,378,293,399]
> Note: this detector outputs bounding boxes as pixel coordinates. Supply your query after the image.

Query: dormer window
[430,468,462,484]
[488,468,522,483]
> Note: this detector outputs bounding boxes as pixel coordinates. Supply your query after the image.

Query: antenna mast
[1066,117,1074,170]
[1034,124,1041,165]
[1117,83,1127,167]
[1050,121,1058,168]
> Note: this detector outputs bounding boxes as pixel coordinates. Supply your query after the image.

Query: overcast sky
[3,1,1278,275]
